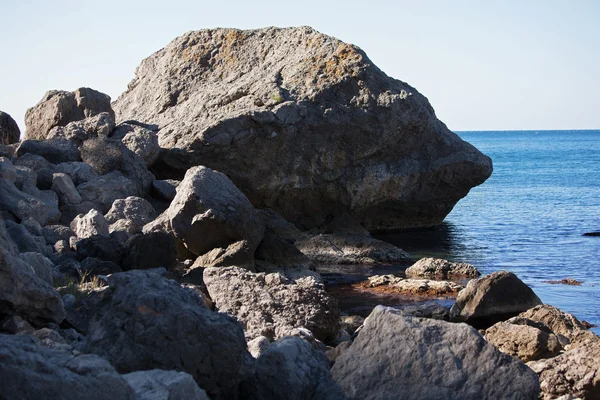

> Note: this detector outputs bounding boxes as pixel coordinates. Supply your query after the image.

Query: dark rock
[81,257,122,276]
[583,231,600,237]
[16,138,81,164]
[20,252,55,285]
[0,178,52,225]
[0,110,20,144]
[0,156,17,182]
[120,232,176,271]
[42,224,74,245]
[6,221,51,257]
[13,153,56,189]
[51,172,82,205]
[55,161,98,185]
[75,234,123,265]
[59,201,95,225]
[150,179,178,201]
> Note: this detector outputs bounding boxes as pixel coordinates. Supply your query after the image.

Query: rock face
[405,257,480,279]
[114,26,492,231]
[203,266,339,341]
[0,110,20,144]
[331,306,540,400]
[0,334,135,400]
[84,269,252,400]
[450,271,542,327]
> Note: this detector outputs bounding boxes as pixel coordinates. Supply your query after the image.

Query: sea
[327,130,600,334]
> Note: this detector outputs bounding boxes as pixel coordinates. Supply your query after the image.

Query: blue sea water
[378,130,600,333]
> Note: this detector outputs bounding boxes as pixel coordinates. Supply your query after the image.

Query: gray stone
[59,201,95,225]
[84,269,253,400]
[0,156,17,182]
[450,271,543,327]
[120,232,176,271]
[52,172,82,205]
[0,315,35,334]
[203,266,339,341]
[113,122,160,167]
[14,165,37,190]
[241,336,346,400]
[56,161,98,185]
[0,110,20,144]
[77,171,138,213]
[255,230,313,270]
[0,178,51,225]
[80,257,122,276]
[363,274,463,296]
[47,112,115,144]
[150,179,178,201]
[187,240,256,273]
[6,221,52,257]
[13,153,56,189]
[484,320,562,362]
[405,257,480,279]
[0,334,134,400]
[0,143,16,158]
[104,196,155,227]
[144,166,264,258]
[113,27,492,231]
[16,138,81,164]
[123,370,210,400]
[71,209,109,238]
[247,335,271,358]
[42,224,74,245]
[20,252,55,285]
[331,306,540,400]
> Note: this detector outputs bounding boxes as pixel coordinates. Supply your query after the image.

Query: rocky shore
[1,27,598,399]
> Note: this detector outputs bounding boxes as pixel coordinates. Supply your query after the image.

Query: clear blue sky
[1,0,598,132]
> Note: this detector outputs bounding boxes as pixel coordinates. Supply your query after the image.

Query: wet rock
[0,110,20,144]
[114,27,492,231]
[361,274,463,297]
[331,306,540,400]
[77,171,138,213]
[120,232,176,271]
[450,271,542,327]
[241,336,346,400]
[204,266,339,341]
[84,269,253,400]
[71,209,109,239]
[123,370,210,400]
[144,166,264,258]
[51,172,82,205]
[0,334,134,400]
[295,233,411,265]
[16,138,81,164]
[0,157,17,182]
[583,231,600,237]
[405,257,480,279]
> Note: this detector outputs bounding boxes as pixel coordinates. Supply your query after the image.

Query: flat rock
[405,257,480,279]
[331,305,540,400]
[114,27,492,231]
[0,110,20,144]
[361,274,463,297]
[204,266,340,341]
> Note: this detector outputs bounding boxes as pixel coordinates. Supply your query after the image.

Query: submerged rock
[405,257,480,279]
[114,26,492,231]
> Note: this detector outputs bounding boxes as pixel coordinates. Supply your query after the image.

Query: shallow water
[325,130,600,334]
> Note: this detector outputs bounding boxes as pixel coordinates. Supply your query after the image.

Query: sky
[1,0,599,133]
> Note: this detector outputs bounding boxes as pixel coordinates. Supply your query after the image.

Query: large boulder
[405,257,480,279]
[144,165,264,258]
[120,232,177,271]
[104,196,156,233]
[240,336,346,400]
[83,269,253,400]
[16,138,81,164]
[0,110,20,144]
[450,271,542,327]
[112,122,161,167]
[25,88,114,140]
[77,171,139,213]
[114,27,492,231]
[517,304,589,344]
[0,334,135,400]
[204,266,339,341]
[331,306,540,399]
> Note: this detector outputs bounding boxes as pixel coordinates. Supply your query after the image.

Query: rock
[331,306,540,399]
[397,302,450,320]
[47,112,115,144]
[0,157,17,182]
[19,252,55,285]
[113,27,492,231]
[55,161,98,185]
[186,240,256,275]
[203,266,339,341]
[241,336,346,400]
[77,171,138,213]
[0,178,51,225]
[450,271,543,327]
[150,179,178,201]
[16,138,81,164]
[0,217,65,325]
[120,232,176,271]
[405,257,480,279]
[42,224,74,245]
[361,274,463,297]
[326,340,352,365]
[83,269,253,400]
[123,370,210,400]
[71,209,109,238]
[13,153,56,189]
[0,315,35,334]
[255,230,312,270]
[25,88,114,140]
[0,143,16,158]
[14,165,37,189]
[247,336,271,358]
[484,320,562,362]
[517,304,589,344]
[80,257,122,276]
[0,334,134,400]
[145,166,264,258]
[6,221,52,257]
[583,231,600,237]
[75,234,123,265]
[51,172,82,205]
[104,196,155,227]
[295,233,411,265]
[112,122,161,167]
[258,208,304,243]
[59,201,95,225]
[339,315,365,336]
[527,340,600,400]
[0,110,20,144]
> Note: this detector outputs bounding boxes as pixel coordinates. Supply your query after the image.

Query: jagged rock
[0,217,65,325]
[51,172,82,205]
[0,157,17,182]
[114,27,492,231]
[14,153,56,189]
[47,112,115,143]
[84,269,253,400]
[77,171,138,213]
[450,271,542,327]
[0,178,51,225]
[0,334,134,400]
[241,336,346,400]
[20,252,55,285]
[331,306,540,400]
[42,224,74,245]
[71,209,109,238]
[528,340,600,399]
[25,88,114,140]
[150,179,178,201]
[405,257,480,279]
[5,221,52,257]
[0,110,20,144]
[112,122,160,167]
[104,196,155,228]
[295,233,411,265]
[144,166,264,258]
[518,304,589,344]
[123,370,210,400]
[55,161,98,185]
[75,234,123,265]
[361,274,463,297]
[120,232,176,271]
[16,138,81,164]
[204,266,339,341]
[247,336,271,358]
[484,319,562,362]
